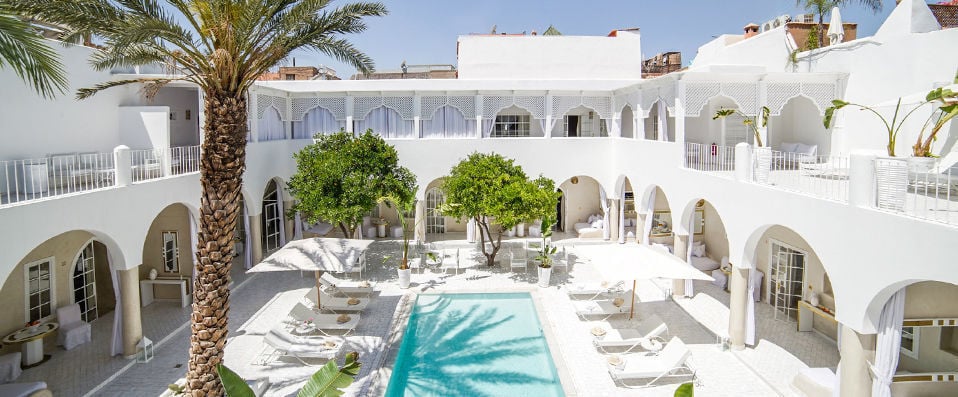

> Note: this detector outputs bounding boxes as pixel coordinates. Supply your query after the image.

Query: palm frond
[0,12,68,98]
[75,77,180,100]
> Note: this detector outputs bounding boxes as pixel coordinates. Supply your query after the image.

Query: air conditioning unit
[762,15,791,32]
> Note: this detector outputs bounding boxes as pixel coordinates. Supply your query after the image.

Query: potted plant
[533,216,558,288]
[383,197,414,289]
[714,106,771,182]
[911,75,958,160]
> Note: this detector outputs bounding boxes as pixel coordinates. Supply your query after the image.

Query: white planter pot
[397,268,411,289]
[505,227,515,237]
[516,223,526,237]
[875,157,908,212]
[753,146,772,184]
[908,156,937,173]
[537,266,552,288]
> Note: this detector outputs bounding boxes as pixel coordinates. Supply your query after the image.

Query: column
[757,80,769,147]
[113,145,132,187]
[674,81,687,144]
[345,96,354,133]
[849,151,878,208]
[728,265,749,350]
[119,267,143,358]
[544,95,553,138]
[248,91,259,142]
[635,113,645,140]
[413,95,421,138]
[672,234,689,296]
[249,213,264,264]
[839,326,876,397]
[609,199,620,242]
[414,200,426,242]
[475,95,484,138]
[735,142,753,182]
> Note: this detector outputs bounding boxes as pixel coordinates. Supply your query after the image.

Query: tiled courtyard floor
[22,236,837,396]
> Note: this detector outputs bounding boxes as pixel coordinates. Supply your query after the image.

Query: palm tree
[796,0,882,48]
[0,2,67,98]
[12,1,386,395]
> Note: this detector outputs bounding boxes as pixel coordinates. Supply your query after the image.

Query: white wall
[689,29,788,71]
[0,42,140,159]
[118,106,170,150]
[458,31,642,80]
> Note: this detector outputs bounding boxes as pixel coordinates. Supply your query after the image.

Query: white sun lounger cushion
[265,327,342,359]
[574,300,628,316]
[792,367,835,397]
[611,337,692,380]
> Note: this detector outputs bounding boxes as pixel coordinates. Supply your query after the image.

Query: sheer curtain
[871,289,906,397]
[258,107,285,141]
[481,118,495,138]
[642,189,656,245]
[656,102,669,142]
[421,106,474,138]
[293,107,343,139]
[684,214,695,297]
[618,189,626,244]
[354,106,415,139]
[599,188,610,240]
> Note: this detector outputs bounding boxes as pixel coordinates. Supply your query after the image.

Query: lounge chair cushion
[0,352,22,383]
[0,382,50,397]
[792,367,835,397]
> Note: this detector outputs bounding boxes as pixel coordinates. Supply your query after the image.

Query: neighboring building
[351,64,457,80]
[929,1,958,28]
[786,21,858,50]
[1,1,957,396]
[642,52,682,78]
[258,65,339,81]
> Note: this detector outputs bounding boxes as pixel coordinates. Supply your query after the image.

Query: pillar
[735,142,752,182]
[638,212,650,245]
[119,267,143,358]
[283,199,295,243]
[609,199,620,242]
[672,234,689,296]
[728,265,750,350]
[839,326,876,397]
[414,200,426,242]
[113,145,132,187]
[849,151,878,208]
[635,113,645,140]
[674,82,686,144]
[249,213,264,264]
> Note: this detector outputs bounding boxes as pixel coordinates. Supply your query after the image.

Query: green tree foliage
[441,153,560,267]
[288,131,416,238]
[0,2,67,98]
[806,24,821,50]
[795,0,881,48]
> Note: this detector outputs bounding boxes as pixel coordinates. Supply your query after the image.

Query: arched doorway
[621,106,635,138]
[72,241,100,322]
[558,175,607,238]
[555,188,564,232]
[426,187,445,234]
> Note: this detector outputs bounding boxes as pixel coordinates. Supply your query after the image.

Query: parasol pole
[629,280,637,320]
[314,270,323,309]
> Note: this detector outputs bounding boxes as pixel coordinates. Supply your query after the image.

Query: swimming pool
[385,292,565,397]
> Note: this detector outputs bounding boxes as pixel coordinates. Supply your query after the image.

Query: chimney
[531,30,537,36]
[743,23,760,39]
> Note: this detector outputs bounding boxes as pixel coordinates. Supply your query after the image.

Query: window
[493,115,530,137]
[162,231,179,273]
[768,240,806,321]
[426,188,445,233]
[73,243,98,322]
[25,259,53,323]
[284,74,296,80]
[900,326,919,359]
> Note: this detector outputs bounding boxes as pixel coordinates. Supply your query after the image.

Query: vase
[397,268,411,289]
[809,292,820,307]
[537,266,552,288]
[875,157,908,212]
[149,268,158,280]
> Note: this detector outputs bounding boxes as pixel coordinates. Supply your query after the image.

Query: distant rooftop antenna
[401,60,407,74]
[490,24,497,34]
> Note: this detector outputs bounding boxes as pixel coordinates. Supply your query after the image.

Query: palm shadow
[387,295,561,396]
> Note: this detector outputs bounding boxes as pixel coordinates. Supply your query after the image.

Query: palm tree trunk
[818,13,825,48]
[187,93,248,397]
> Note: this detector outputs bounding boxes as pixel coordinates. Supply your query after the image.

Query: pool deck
[24,237,837,396]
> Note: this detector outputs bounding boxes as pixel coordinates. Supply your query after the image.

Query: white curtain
[599,188,610,240]
[276,187,287,246]
[354,106,415,139]
[871,289,906,397]
[244,204,252,269]
[109,255,122,356]
[657,102,668,142]
[421,106,474,138]
[481,118,495,138]
[618,189,626,244]
[684,213,694,297]
[642,189,656,245]
[293,107,343,139]
[746,268,756,345]
[294,212,303,240]
[258,107,285,141]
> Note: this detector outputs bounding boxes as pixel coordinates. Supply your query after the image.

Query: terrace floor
[20,237,838,396]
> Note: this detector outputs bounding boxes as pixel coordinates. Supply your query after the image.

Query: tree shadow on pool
[390,297,560,396]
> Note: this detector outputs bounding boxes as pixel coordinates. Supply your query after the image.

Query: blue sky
[286,0,900,77]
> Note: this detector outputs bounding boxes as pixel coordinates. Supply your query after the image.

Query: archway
[141,203,196,285]
[555,105,608,137]
[685,95,749,147]
[615,176,638,243]
[421,105,474,138]
[620,105,635,139]
[293,106,344,139]
[258,106,285,141]
[354,106,415,139]
[769,96,830,155]
[487,105,539,138]
[557,175,608,239]
[71,240,115,322]
[644,100,674,141]
[638,185,673,249]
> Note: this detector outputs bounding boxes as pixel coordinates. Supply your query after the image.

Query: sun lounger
[287,304,360,336]
[607,336,696,388]
[573,299,629,320]
[566,280,625,300]
[439,248,460,275]
[592,315,669,354]
[0,382,52,397]
[319,272,374,295]
[303,290,370,312]
[258,326,343,365]
[510,249,528,272]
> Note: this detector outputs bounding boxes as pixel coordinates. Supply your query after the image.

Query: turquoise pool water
[385,293,565,397]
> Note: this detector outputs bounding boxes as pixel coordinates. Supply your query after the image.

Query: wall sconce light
[571,176,579,184]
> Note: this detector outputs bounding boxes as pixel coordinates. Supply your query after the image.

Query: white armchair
[0,352,21,383]
[56,304,91,350]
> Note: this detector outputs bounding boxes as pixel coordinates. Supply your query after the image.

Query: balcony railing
[685,143,736,174]
[1,145,200,208]
[755,149,850,203]
[875,157,957,226]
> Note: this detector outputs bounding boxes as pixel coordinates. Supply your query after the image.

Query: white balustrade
[684,142,736,174]
[1,152,115,206]
[130,148,165,182]
[169,145,201,175]
[875,157,958,226]
[756,149,850,203]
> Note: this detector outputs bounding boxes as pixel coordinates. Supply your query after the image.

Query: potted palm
[383,197,414,289]
[714,106,771,182]
[534,215,558,288]
[911,76,958,160]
